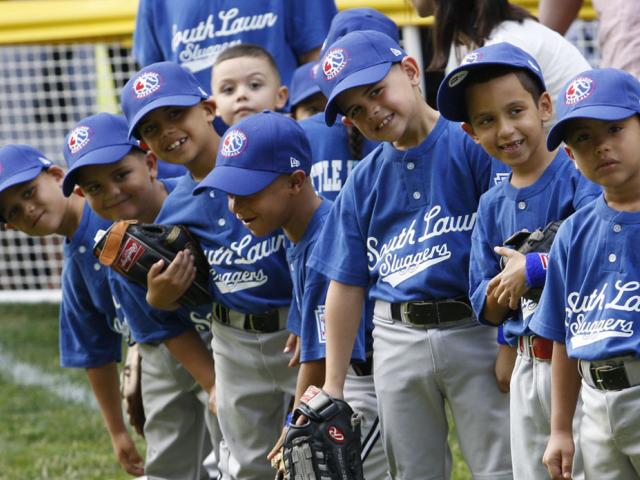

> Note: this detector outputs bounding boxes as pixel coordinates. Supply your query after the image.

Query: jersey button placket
[604,222,623,272]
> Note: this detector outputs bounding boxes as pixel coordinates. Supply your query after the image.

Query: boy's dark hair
[429,0,534,71]
[214,44,281,83]
[463,65,544,119]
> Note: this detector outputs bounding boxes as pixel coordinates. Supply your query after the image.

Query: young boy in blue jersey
[308,30,512,478]
[437,42,600,480]
[196,110,389,478]
[0,145,144,476]
[62,112,225,479]
[289,61,326,121]
[210,44,288,128]
[296,8,397,201]
[121,61,298,480]
[529,69,640,480]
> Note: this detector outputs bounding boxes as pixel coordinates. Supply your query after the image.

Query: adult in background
[133,0,337,91]
[410,0,591,111]
[538,0,640,79]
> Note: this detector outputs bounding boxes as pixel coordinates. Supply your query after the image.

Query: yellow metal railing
[0,0,596,45]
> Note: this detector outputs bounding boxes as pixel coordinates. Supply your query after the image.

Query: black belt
[351,354,373,377]
[390,297,473,328]
[584,359,635,391]
[213,304,283,333]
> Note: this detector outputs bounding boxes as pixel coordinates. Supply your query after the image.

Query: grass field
[0,303,471,480]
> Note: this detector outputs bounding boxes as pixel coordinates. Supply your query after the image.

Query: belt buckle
[592,362,628,391]
[401,301,435,328]
[245,314,263,332]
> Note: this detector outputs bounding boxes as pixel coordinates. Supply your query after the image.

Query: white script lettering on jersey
[204,234,285,294]
[110,295,132,339]
[566,280,637,348]
[366,205,476,287]
[171,10,277,72]
[189,310,213,332]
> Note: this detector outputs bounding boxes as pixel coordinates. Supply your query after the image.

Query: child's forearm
[550,341,581,434]
[323,280,364,399]
[164,329,215,392]
[85,363,128,437]
[294,360,326,406]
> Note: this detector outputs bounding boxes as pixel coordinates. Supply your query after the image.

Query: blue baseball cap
[319,30,407,126]
[321,8,399,55]
[547,68,640,151]
[289,62,322,108]
[0,145,53,221]
[62,113,140,197]
[121,61,209,140]
[195,111,311,196]
[437,42,547,122]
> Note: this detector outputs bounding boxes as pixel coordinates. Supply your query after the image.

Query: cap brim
[324,62,393,126]
[194,165,280,196]
[62,144,134,196]
[290,85,322,109]
[0,165,48,222]
[128,94,205,139]
[547,105,638,150]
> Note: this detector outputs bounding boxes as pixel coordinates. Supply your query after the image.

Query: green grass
[0,303,472,479]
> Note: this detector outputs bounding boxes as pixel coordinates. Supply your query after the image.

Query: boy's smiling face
[564,115,640,194]
[212,56,288,126]
[462,72,552,169]
[137,101,216,170]
[227,174,298,237]
[0,167,68,236]
[336,60,421,144]
[75,152,159,222]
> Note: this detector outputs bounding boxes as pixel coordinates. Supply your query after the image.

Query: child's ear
[400,56,421,87]
[145,150,159,180]
[538,91,554,122]
[47,165,66,186]
[203,97,217,121]
[461,122,481,144]
[341,116,354,127]
[276,86,289,111]
[73,186,85,198]
[289,170,307,192]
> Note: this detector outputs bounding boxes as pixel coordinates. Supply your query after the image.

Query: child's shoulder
[66,202,112,254]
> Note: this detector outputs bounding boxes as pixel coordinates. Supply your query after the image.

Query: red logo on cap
[134,72,161,99]
[221,129,248,157]
[323,48,348,80]
[68,126,91,154]
[565,77,594,105]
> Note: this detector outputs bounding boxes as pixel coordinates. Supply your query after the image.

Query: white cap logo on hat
[448,70,469,88]
[390,48,403,57]
[461,52,483,65]
[290,157,301,168]
[38,157,52,166]
[68,126,91,154]
[133,72,161,99]
[323,48,348,80]
[565,77,594,105]
[221,129,248,157]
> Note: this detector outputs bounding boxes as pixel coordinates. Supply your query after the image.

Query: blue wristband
[525,253,547,289]
[285,412,294,427]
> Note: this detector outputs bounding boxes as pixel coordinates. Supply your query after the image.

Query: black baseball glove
[502,219,563,302]
[93,220,213,307]
[279,386,364,480]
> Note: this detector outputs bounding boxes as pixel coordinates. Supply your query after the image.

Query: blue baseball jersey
[308,116,509,302]
[530,196,640,361]
[59,203,128,368]
[156,174,292,313]
[469,150,601,345]
[300,113,378,201]
[98,177,209,345]
[133,0,337,90]
[287,199,367,362]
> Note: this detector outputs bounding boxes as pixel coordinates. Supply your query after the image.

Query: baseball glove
[279,386,363,480]
[502,219,563,302]
[93,220,213,307]
[121,343,145,437]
